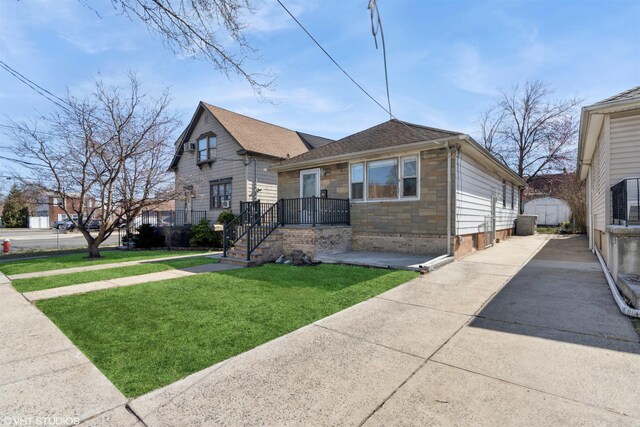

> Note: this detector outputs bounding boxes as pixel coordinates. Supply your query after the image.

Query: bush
[189,218,222,248]
[217,210,236,225]
[132,224,165,248]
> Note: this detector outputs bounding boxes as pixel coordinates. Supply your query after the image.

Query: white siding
[591,117,610,231]
[455,152,519,235]
[610,113,640,186]
[174,110,280,220]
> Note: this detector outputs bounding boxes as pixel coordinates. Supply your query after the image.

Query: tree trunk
[87,241,101,258]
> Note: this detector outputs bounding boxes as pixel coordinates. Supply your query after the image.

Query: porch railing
[279,196,350,226]
[611,177,640,226]
[223,197,350,259]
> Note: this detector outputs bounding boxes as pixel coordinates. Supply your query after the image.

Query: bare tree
[4,74,178,257]
[107,0,273,96]
[557,172,587,233]
[478,81,582,183]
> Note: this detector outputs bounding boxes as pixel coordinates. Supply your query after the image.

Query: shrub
[189,218,222,247]
[217,210,236,225]
[132,224,165,248]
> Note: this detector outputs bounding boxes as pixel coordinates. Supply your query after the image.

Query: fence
[128,210,208,229]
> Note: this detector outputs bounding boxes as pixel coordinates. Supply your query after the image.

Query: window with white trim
[502,180,507,207]
[349,155,419,201]
[350,163,364,200]
[197,134,217,163]
[401,156,418,197]
[510,182,515,210]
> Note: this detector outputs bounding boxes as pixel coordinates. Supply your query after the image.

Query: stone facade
[277,148,454,255]
[280,226,352,259]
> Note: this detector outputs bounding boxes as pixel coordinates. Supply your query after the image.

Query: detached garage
[524,197,571,226]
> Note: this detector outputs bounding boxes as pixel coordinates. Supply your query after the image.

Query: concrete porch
[316,250,441,271]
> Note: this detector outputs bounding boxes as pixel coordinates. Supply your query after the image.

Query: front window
[401,156,418,197]
[198,135,217,163]
[351,163,364,200]
[210,179,232,209]
[502,180,507,207]
[511,183,515,209]
[367,159,398,199]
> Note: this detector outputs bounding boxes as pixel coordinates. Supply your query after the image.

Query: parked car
[52,220,76,230]
[85,219,102,230]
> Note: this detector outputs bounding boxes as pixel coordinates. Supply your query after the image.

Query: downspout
[594,245,640,318]
[446,142,452,256]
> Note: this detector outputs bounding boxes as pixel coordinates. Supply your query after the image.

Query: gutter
[594,245,640,318]
[270,134,465,172]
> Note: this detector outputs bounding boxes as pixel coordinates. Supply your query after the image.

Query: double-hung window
[502,180,507,207]
[197,134,217,163]
[350,163,364,200]
[401,156,418,198]
[510,183,515,210]
[210,179,232,209]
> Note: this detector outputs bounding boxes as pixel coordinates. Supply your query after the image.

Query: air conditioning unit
[184,142,196,151]
[221,200,231,209]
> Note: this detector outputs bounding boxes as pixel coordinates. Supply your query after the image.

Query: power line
[0,60,72,113]
[276,0,443,145]
[368,0,392,119]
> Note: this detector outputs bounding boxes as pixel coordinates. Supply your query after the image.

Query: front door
[300,169,320,223]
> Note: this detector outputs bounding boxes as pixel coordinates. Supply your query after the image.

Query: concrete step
[220,257,255,267]
[617,274,640,309]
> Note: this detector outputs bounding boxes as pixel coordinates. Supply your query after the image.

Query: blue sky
[0,0,639,178]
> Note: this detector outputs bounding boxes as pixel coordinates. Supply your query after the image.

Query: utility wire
[276,0,443,145]
[0,60,73,113]
[368,0,392,119]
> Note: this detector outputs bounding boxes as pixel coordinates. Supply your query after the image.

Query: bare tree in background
[107,0,273,96]
[478,81,582,185]
[557,173,587,233]
[4,74,178,257]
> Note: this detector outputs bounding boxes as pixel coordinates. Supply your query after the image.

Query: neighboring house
[169,102,332,222]
[32,194,96,227]
[222,119,524,265]
[577,86,640,299]
[522,173,572,226]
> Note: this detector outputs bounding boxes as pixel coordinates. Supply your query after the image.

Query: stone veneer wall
[280,226,352,260]
[277,148,453,255]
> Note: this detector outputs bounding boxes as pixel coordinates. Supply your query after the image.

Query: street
[0,228,120,253]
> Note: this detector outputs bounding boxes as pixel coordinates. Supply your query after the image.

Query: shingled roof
[274,119,462,168]
[170,103,332,169]
[594,86,640,105]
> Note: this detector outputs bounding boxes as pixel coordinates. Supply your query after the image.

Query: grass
[37,264,418,397]
[0,250,211,276]
[12,257,218,293]
[536,226,559,234]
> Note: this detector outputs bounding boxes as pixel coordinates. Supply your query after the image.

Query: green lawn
[0,250,212,275]
[37,264,418,397]
[12,257,218,293]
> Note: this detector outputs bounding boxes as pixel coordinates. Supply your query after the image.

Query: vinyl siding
[610,112,640,186]
[591,117,610,231]
[173,110,251,220]
[455,151,519,235]
[247,157,279,205]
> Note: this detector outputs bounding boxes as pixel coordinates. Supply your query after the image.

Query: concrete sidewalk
[7,252,221,280]
[22,262,240,302]
[0,273,140,426]
[128,234,640,425]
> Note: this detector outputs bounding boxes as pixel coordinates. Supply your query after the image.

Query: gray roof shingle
[275,119,462,167]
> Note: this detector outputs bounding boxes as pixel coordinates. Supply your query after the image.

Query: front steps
[220,231,283,267]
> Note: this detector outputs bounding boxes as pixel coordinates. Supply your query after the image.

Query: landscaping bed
[0,250,213,275]
[37,264,418,397]
[12,257,218,293]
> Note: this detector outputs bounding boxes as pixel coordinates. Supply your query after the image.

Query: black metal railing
[223,204,253,257]
[223,197,351,260]
[279,196,350,226]
[245,202,280,261]
[131,210,208,228]
[611,177,640,226]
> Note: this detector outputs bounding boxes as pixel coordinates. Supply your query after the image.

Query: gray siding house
[169,102,331,222]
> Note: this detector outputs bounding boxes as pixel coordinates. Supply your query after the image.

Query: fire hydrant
[2,239,10,253]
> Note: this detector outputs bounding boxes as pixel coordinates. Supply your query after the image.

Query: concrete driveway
[126,234,640,426]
